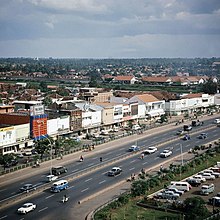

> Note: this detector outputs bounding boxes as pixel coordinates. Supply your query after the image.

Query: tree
[200,78,218,94]
[0,154,15,169]
[34,137,54,159]
[43,96,52,107]
[131,180,148,197]
[183,197,210,220]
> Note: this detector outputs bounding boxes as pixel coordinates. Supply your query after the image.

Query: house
[126,94,165,119]
[113,75,137,84]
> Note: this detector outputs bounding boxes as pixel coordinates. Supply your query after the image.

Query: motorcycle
[62,196,69,203]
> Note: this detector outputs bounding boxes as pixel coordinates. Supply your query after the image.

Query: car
[108,167,122,176]
[176,130,185,135]
[182,134,190,140]
[100,130,109,135]
[160,149,172,158]
[208,197,220,206]
[198,133,207,139]
[192,174,206,183]
[142,146,158,154]
[15,152,24,158]
[20,184,36,193]
[199,172,216,180]
[46,174,58,182]
[183,125,192,131]
[23,150,32,156]
[132,125,141,130]
[202,169,220,178]
[5,159,18,168]
[155,191,180,200]
[128,145,140,152]
[17,203,36,214]
[113,127,119,132]
[166,187,185,196]
[186,178,201,187]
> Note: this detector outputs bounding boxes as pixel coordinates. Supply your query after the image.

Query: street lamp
[41,134,53,175]
[178,143,184,180]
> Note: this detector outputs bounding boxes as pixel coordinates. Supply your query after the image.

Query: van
[51,166,67,176]
[201,183,215,195]
[50,180,69,193]
[214,119,220,124]
[169,181,192,192]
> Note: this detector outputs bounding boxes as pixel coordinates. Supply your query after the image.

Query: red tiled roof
[114,75,134,81]
[135,94,159,102]
[183,93,203,99]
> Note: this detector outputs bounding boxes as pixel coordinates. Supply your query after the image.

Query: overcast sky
[0,0,220,58]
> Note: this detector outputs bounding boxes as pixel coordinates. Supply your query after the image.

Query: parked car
[192,175,206,183]
[186,178,201,187]
[166,187,185,196]
[132,125,141,130]
[160,149,172,158]
[201,184,215,195]
[202,169,220,178]
[155,191,180,200]
[20,184,36,193]
[142,146,158,154]
[208,196,220,206]
[108,167,122,176]
[5,159,18,168]
[100,130,109,135]
[199,172,215,180]
[128,145,140,152]
[17,203,36,214]
[198,133,208,139]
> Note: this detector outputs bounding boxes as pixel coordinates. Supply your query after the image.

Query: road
[0,115,219,219]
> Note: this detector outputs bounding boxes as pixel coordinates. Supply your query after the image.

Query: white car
[160,149,172,158]
[100,130,109,135]
[200,173,216,180]
[17,203,36,214]
[143,146,158,154]
[203,170,220,178]
[193,175,206,182]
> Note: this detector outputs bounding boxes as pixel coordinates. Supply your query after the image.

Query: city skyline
[0,0,220,58]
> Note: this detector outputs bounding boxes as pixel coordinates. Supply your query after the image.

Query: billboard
[30,105,45,116]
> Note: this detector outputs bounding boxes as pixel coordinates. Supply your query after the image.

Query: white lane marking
[175,148,179,152]
[72,169,79,173]
[142,161,148,165]
[99,180,106,184]
[195,140,200,143]
[154,157,159,160]
[0,215,7,220]
[81,188,89,192]
[0,189,6,192]
[129,167,135,171]
[213,134,218,137]
[88,163,94,166]
[41,175,45,177]
[105,157,108,160]
[106,152,112,155]
[92,157,98,160]
[119,148,125,151]
[117,153,122,156]
[10,192,16,195]
[102,171,107,175]
[45,195,54,199]
[38,207,48,212]
[185,144,190,147]
[130,159,136,164]
[68,185,75,189]
[85,178,92,182]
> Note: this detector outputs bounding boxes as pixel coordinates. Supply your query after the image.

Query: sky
[0,0,220,58]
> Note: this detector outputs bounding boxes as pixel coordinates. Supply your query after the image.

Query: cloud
[0,0,219,57]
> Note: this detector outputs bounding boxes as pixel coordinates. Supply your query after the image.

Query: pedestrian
[141,153,144,159]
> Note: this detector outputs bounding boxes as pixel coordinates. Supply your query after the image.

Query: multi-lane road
[0,115,220,220]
